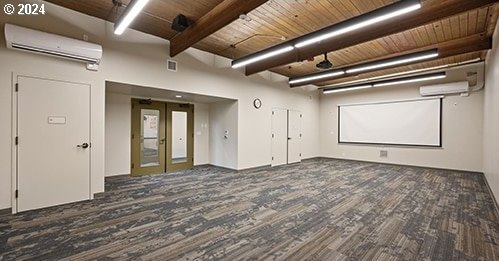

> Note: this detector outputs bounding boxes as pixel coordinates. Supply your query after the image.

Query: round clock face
[253,98,262,109]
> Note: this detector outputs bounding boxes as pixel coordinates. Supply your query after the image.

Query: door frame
[286,109,302,164]
[130,99,167,176]
[11,72,92,214]
[270,107,302,167]
[129,99,195,175]
[271,108,288,167]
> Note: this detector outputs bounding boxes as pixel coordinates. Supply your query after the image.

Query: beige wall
[0,2,320,209]
[484,20,499,201]
[105,93,131,176]
[319,64,484,172]
[210,101,239,169]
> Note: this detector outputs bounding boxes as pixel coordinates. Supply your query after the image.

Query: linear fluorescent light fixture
[372,72,446,87]
[323,84,372,94]
[289,70,345,85]
[294,0,421,48]
[322,72,446,94]
[231,46,294,69]
[324,58,481,88]
[114,0,150,35]
[346,49,438,74]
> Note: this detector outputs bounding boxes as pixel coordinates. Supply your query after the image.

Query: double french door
[131,99,194,176]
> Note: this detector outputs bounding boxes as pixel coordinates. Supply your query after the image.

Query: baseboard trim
[237,164,272,172]
[93,192,106,198]
[301,157,323,162]
[482,173,499,217]
[0,207,12,215]
[193,164,212,168]
[321,157,483,175]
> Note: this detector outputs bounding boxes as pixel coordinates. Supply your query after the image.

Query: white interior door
[17,76,91,212]
[287,110,302,164]
[271,108,287,166]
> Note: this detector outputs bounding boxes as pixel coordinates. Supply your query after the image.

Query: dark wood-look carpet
[1,159,498,260]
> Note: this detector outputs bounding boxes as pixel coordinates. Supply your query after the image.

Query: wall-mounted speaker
[172,14,190,32]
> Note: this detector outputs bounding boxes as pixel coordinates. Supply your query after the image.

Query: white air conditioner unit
[4,24,102,70]
[420,81,469,96]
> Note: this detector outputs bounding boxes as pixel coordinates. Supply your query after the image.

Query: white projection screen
[338,98,442,147]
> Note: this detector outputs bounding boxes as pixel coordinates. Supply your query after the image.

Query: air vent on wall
[167,59,177,72]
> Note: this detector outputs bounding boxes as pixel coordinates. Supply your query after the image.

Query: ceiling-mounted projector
[316,52,332,70]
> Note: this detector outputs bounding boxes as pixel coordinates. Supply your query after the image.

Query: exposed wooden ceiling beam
[169,0,268,57]
[241,0,497,76]
[289,33,491,87]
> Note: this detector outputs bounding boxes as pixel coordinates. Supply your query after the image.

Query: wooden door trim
[130,99,167,176]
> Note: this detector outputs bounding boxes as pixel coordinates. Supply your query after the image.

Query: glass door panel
[171,111,188,164]
[141,109,160,167]
[167,103,194,172]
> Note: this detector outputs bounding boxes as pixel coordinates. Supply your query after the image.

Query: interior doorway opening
[131,99,194,176]
[105,81,238,176]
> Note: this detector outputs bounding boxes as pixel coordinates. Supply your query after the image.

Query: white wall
[484,20,499,201]
[194,103,210,166]
[320,65,484,172]
[210,101,239,169]
[105,93,131,176]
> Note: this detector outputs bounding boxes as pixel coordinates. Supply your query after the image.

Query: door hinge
[15,136,18,145]
[15,190,18,198]
[131,163,134,169]
[272,111,274,115]
[299,133,302,138]
[132,134,134,139]
[272,134,274,138]
[300,114,302,118]
[299,153,302,157]
[272,156,274,161]
[15,83,19,92]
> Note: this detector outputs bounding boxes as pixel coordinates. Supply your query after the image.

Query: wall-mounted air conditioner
[4,24,102,70]
[420,81,469,96]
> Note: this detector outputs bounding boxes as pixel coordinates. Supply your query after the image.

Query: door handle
[288,137,291,140]
[160,138,165,144]
[77,143,89,149]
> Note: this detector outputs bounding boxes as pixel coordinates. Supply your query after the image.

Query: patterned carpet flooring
[0,158,498,260]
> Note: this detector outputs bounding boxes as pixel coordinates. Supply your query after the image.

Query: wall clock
[253,98,262,109]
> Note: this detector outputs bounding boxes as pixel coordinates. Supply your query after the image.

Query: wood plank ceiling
[45,0,499,87]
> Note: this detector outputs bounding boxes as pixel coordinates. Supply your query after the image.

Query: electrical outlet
[380,150,388,158]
